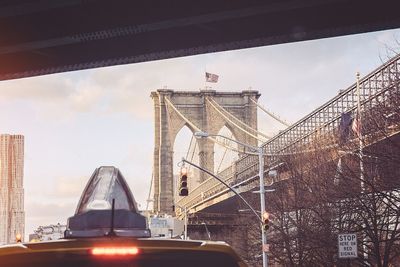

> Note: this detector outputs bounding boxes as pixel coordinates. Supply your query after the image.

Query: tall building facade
[0,134,24,244]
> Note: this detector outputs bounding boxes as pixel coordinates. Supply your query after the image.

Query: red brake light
[91,247,139,256]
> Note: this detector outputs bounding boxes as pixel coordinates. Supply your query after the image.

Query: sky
[0,28,400,239]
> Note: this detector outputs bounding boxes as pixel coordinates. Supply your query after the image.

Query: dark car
[0,166,247,267]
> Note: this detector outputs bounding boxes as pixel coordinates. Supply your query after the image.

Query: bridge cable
[145,172,154,211]
[208,97,271,139]
[186,136,199,176]
[177,56,400,211]
[206,97,268,142]
[250,98,291,127]
[189,139,198,169]
[164,97,245,154]
[207,97,271,140]
[165,96,243,180]
[185,135,195,172]
[165,97,243,153]
[185,135,195,160]
[216,132,234,174]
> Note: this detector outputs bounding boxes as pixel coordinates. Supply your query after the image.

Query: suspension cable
[250,98,290,127]
[186,135,198,173]
[206,97,267,142]
[165,97,200,131]
[164,97,245,154]
[185,135,195,160]
[190,140,197,163]
[145,172,154,211]
[208,97,271,139]
[216,133,233,173]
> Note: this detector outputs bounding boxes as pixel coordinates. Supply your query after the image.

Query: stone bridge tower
[151,89,260,214]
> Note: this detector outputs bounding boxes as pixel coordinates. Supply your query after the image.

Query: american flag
[352,114,361,137]
[205,72,219,83]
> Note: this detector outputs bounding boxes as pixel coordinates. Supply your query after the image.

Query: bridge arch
[170,122,196,147]
[151,89,260,214]
[172,125,200,202]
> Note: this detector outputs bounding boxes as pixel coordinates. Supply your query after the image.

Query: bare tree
[266,77,400,266]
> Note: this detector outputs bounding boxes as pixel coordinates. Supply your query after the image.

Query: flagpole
[357,72,368,264]
[356,72,365,192]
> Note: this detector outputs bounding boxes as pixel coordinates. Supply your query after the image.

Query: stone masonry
[151,89,260,214]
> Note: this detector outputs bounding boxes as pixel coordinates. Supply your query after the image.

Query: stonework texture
[151,89,260,214]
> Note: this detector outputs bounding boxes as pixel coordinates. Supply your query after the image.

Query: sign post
[338,233,358,259]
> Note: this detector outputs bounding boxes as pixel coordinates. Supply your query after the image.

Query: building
[0,134,24,244]
[149,215,184,238]
[29,224,66,242]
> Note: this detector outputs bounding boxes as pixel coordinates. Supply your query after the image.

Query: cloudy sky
[1,28,399,238]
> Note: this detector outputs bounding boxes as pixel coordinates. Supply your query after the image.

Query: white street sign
[338,233,357,258]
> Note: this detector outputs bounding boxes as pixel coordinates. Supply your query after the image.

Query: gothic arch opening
[214,125,239,174]
[173,125,200,201]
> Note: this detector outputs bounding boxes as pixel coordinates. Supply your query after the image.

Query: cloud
[0,68,148,119]
[0,74,72,101]
[85,58,205,120]
[25,201,76,237]
[54,176,88,198]
[0,59,203,121]
[25,174,88,201]
[70,83,104,112]
[26,201,76,220]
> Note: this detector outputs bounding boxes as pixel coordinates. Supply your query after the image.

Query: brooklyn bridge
[1,1,400,266]
[151,54,400,266]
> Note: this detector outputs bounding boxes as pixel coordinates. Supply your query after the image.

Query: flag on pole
[339,112,352,144]
[352,114,361,137]
[205,72,219,83]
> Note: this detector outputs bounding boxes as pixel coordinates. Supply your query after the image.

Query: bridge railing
[265,54,399,153]
[237,53,400,174]
[177,53,400,212]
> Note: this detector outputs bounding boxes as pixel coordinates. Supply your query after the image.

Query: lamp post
[194,131,269,267]
[175,203,188,240]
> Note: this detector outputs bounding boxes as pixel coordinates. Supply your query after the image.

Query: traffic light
[262,212,270,231]
[179,167,188,196]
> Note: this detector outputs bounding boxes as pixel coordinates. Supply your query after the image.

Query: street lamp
[194,131,269,267]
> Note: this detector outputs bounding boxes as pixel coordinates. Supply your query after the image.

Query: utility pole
[356,72,365,192]
[192,131,272,267]
[258,146,268,267]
